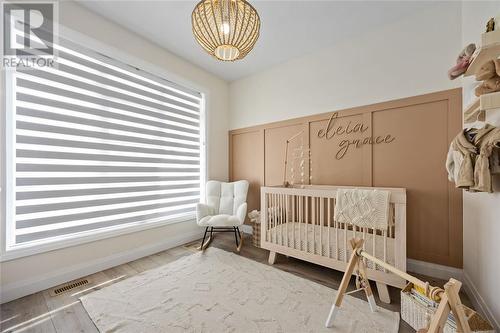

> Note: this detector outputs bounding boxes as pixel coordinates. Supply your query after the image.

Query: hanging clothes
[491,147,500,174]
[446,130,477,189]
[446,124,500,193]
[471,124,500,192]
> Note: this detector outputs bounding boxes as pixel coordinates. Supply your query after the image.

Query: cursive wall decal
[317,112,395,159]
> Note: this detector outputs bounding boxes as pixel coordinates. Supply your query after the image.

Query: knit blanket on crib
[334,189,391,230]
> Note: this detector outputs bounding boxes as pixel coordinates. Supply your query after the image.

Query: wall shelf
[464,30,500,77]
[463,98,482,124]
[480,90,500,111]
[463,92,500,124]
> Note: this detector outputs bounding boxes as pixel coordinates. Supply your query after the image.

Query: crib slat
[268,193,271,242]
[327,198,331,258]
[389,204,392,238]
[315,197,318,254]
[268,193,272,243]
[278,193,281,245]
[284,194,288,247]
[293,195,296,250]
[276,193,279,244]
[279,194,283,246]
[305,196,309,253]
[285,194,289,247]
[270,193,273,242]
[279,193,282,246]
[344,221,347,262]
[372,230,376,270]
[267,193,273,243]
[320,197,324,256]
[335,198,339,260]
[273,193,277,244]
[299,195,302,251]
[271,193,274,243]
[314,197,322,255]
[312,196,315,254]
[383,229,387,272]
[316,197,319,255]
[265,193,268,242]
[303,195,306,252]
[281,194,287,245]
[269,193,272,243]
[363,227,367,266]
[292,195,295,249]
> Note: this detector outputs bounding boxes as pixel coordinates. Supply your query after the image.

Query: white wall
[229,2,462,129]
[0,1,229,302]
[461,2,500,328]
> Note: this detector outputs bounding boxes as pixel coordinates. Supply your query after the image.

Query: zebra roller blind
[8,37,203,248]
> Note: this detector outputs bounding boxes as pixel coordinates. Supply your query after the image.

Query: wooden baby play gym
[325,237,494,333]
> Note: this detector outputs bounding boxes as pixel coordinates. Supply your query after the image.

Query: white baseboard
[462,271,500,332]
[240,224,253,235]
[0,230,204,304]
[406,259,463,281]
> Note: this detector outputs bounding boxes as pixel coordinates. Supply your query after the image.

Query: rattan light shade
[192,0,260,61]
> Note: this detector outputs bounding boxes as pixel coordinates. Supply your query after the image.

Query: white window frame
[1,26,208,262]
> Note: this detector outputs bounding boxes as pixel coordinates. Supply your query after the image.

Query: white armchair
[196,180,249,251]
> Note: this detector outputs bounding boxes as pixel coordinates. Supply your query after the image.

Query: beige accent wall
[229,89,463,268]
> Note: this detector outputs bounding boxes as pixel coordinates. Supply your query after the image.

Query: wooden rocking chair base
[236,229,243,252]
[197,234,214,251]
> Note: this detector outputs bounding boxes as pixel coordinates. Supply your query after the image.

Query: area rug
[80,248,399,333]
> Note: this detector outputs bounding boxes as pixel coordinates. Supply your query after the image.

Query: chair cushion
[205,180,249,215]
[197,214,243,227]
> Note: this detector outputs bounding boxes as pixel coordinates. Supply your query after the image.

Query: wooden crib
[260,185,407,303]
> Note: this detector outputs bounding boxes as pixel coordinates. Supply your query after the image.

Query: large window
[4,36,204,252]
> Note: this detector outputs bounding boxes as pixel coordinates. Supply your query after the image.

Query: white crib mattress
[266,222,396,270]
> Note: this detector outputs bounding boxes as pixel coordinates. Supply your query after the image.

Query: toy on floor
[325,238,493,333]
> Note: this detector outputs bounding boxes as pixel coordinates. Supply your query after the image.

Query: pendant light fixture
[192,0,261,61]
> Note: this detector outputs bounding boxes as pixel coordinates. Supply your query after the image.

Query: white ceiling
[77,1,434,82]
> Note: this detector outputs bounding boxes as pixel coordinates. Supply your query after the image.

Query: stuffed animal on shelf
[475,76,500,96]
[486,17,495,32]
[475,59,500,81]
[474,59,500,96]
[448,43,476,80]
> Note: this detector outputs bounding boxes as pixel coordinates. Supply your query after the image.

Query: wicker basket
[401,283,494,333]
[248,210,261,247]
[252,220,261,247]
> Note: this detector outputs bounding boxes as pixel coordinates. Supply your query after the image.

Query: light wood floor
[0,232,472,333]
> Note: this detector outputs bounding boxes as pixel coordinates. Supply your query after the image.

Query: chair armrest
[196,203,213,221]
[235,203,248,225]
